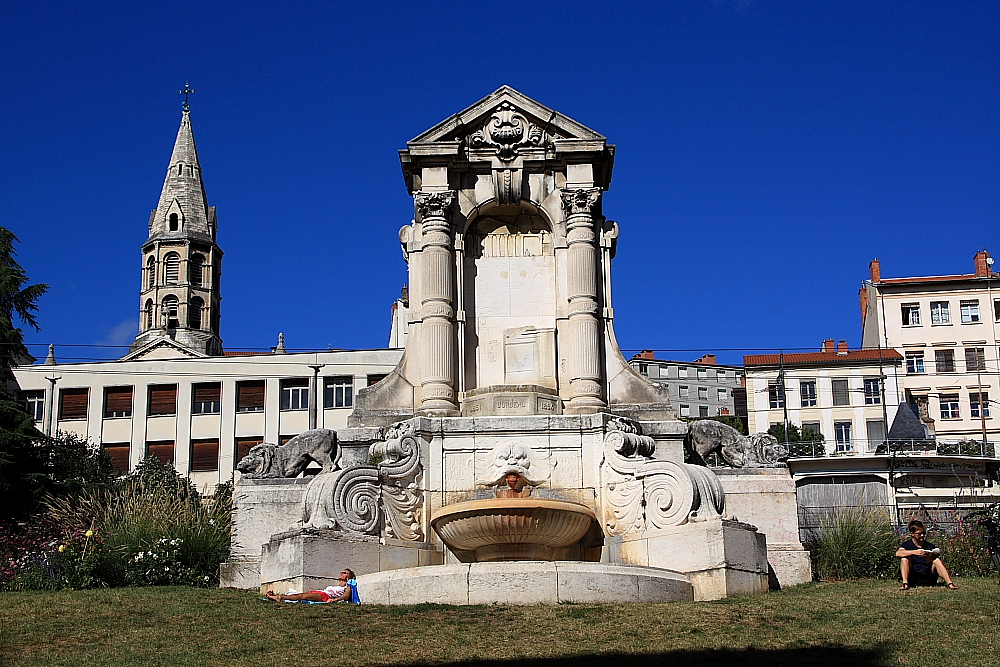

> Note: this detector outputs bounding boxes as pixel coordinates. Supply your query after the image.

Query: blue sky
[3,1,997,366]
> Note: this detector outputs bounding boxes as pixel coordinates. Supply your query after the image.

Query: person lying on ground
[265,569,356,602]
[896,520,957,590]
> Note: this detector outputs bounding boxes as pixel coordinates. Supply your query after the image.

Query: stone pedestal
[219,477,311,588]
[259,529,442,594]
[607,518,769,601]
[715,467,812,589]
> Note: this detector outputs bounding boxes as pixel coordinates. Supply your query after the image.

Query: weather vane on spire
[179,82,196,111]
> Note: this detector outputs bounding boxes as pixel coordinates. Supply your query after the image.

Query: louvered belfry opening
[191,439,219,472]
[59,388,89,420]
[148,384,178,416]
[104,386,134,418]
[237,380,265,412]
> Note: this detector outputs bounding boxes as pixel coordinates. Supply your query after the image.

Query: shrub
[808,508,899,580]
[924,512,996,578]
[0,521,103,591]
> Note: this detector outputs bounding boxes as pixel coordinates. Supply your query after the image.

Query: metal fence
[797,502,996,543]
[783,438,997,459]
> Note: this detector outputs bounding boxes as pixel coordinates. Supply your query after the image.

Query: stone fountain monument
[220,87,810,602]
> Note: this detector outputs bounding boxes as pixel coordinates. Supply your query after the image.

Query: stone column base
[219,557,261,589]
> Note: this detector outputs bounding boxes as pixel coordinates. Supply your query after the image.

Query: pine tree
[0,227,49,521]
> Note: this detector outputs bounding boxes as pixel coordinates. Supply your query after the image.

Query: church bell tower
[127,88,223,358]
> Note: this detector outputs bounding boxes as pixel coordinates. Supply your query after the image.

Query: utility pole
[779,351,790,449]
[308,364,324,430]
[44,375,60,437]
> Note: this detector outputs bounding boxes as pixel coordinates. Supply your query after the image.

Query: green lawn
[1,579,997,667]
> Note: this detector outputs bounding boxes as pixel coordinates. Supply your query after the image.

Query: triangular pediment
[120,337,208,362]
[409,86,605,146]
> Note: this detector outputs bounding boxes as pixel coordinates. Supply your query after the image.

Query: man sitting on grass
[896,520,957,590]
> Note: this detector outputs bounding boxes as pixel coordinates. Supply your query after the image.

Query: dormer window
[169,213,179,231]
[177,163,183,176]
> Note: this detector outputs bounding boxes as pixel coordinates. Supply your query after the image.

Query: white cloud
[101,319,137,347]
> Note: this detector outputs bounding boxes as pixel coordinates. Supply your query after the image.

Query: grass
[1,579,998,667]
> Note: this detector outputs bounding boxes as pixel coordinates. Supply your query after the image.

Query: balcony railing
[784,438,997,459]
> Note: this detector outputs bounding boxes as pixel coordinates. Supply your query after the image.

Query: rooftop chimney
[869,258,881,283]
[822,339,835,352]
[859,286,869,328]
[974,250,991,278]
[635,350,656,360]
[694,354,717,365]
[837,340,849,355]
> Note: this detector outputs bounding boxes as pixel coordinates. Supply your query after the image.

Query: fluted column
[415,191,460,415]
[561,187,606,413]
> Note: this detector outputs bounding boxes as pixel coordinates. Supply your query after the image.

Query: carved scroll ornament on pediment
[601,417,725,536]
[466,102,547,162]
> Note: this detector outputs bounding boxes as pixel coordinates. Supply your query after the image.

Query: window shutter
[238,381,265,409]
[104,387,134,415]
[282,378,309,388]
[236,437,263,461]
[191,439,220,472]
[146,441,175,464]
[148,385,178,415]
[193,383,221,403]
[103,444,131,472]
[59,388,89,419]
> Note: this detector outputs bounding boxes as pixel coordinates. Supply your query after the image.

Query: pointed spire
[44,343,56,365]
[274,333,287,354]
[148,109,214,241]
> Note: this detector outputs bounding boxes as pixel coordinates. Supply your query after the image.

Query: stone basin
[431,498,596,561]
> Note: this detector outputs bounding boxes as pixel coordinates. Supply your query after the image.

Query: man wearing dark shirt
[896,520,957,590]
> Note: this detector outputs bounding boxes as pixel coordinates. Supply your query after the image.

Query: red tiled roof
[223,350,272,357]
[744,349,903,367]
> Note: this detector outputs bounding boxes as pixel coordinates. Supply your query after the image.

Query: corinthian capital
[414,191,455,219]
[560,187,602,216]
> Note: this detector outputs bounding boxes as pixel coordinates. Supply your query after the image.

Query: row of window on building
[678,404,727,418]
[21,375,387,422]
[635,364,738,382]
[662,385,731,402]
[767,378,884,409]
[900,299,1000,326]
[904,347,988,374]
[100,436,273,474]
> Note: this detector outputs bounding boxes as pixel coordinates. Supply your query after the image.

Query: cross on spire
[179,82,196,111]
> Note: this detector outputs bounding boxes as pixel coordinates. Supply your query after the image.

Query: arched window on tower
[146,256,156,289]
[162,296,179,329]
[144,299,154,330]
[164,253,180,284]
[169,213,179,231]
[189,254,204,287]
[177,163,183,176]
[189,297,204,329]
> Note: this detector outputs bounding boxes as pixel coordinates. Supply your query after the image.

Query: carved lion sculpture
[685,420,788,468]
[236,428,338,478]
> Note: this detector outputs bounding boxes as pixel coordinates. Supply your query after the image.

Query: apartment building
[628,351,746,421]
[860,250,999,444]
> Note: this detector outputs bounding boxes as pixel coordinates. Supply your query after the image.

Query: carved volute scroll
[601,418,725,536]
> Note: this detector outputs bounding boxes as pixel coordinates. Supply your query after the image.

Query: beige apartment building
[860,250,999,445]
[744,340,904,455]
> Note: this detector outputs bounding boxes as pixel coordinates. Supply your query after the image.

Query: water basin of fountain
[431,497,596,561]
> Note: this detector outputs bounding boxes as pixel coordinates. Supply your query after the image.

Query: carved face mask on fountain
[478,443,544,491]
